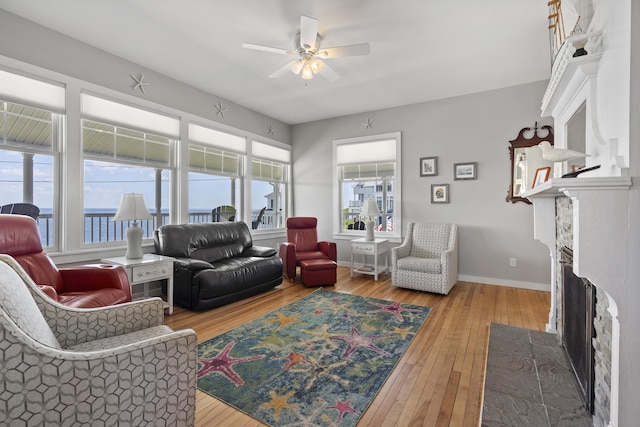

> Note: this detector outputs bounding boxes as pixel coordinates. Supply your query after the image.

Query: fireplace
[561,246,595,413]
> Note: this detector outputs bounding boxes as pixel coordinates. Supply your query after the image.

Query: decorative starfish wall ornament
[215,102,227,118]
[129,73,149,93]
[268,124,275,135]
[362,118,373,131]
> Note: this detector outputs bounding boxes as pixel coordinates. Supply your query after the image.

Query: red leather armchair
[0,214,131,308]
[279,217,337,282]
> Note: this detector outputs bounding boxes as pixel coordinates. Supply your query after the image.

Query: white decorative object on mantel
[268,124,275,135]
[129,73,149,93]
[362,118,373,131]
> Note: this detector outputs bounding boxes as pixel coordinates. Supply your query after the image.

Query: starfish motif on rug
[367,301,425,322]
[330,326,393,358]
[328,398,361,424]
[284,352,350,390]
[261,390,296,419]
[265,311,305,330]
[197,341,264,386]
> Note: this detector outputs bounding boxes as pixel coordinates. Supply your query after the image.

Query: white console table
[102,254,174,315]
[350,238,389,281]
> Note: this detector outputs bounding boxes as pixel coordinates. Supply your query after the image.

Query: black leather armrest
[243,246,277,258]
[173,258,214,271]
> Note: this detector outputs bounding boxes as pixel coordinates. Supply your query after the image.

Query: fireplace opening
[561,246,595,413]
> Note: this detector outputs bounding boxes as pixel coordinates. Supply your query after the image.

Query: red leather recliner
[279,217,337,283]
[0,214,131,308]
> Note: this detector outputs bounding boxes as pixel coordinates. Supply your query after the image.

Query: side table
[350,238,389,281]
[101,254,174,315]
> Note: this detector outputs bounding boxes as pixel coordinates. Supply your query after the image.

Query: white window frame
[187,122,246,224]
[333,132,402,240]
[80,95,178,248]
[0,68,64,251]
[249,139,291,231]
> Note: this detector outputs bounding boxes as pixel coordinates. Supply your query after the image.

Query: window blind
[188,123,246,154]
[252,141,290,164]
[81,93,179,139]
[336,138,396,165]
[0,69,65,113]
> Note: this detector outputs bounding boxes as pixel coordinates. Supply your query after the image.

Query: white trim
[457,274,551,292]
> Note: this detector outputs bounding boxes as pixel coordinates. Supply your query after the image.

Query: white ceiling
[0,0,551,125]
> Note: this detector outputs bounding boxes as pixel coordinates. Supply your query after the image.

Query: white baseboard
[337,262,551,292]
[457,274,550,292]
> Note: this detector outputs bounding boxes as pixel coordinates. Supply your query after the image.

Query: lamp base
[365,219,375,241]
[125,222,144,259]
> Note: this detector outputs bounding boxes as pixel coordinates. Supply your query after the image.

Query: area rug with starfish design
[196,289,432,426]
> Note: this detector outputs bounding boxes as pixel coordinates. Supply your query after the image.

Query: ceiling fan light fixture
[290,61,304,75]
[310,59,324,74]
[301,62,314,80]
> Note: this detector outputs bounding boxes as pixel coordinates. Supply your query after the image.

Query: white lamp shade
[113,193,152,222]
[360,199,381,218]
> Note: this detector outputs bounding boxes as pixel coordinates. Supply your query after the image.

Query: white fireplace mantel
[522,176,632,332]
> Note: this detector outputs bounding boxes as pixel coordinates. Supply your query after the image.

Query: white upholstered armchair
[0,254,197,426]
[391,222,458,295]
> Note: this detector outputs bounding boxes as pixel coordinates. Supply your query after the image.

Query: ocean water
[37,208,172,246]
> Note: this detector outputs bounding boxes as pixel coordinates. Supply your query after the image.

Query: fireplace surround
[561,246,595,413]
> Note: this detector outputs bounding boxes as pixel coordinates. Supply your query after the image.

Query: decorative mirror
[506,123,554,204]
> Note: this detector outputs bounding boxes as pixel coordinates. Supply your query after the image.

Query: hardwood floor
[164,267,550,426]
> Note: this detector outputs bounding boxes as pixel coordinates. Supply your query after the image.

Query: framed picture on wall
[453,162,477,180]
[420,156,437,177]
[431,184,449,203]
[533,166,551,188]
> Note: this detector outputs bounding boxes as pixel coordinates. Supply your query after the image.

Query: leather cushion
[155,221,253,261]
[194,256,283,299]
[57,288,131,308]
[300,259,337,271]
[295,251,329,262]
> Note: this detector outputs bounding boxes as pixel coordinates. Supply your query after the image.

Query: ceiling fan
[242,15,370,82]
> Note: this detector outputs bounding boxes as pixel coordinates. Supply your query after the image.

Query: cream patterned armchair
[391,222,458,295]
[0,254,197,426]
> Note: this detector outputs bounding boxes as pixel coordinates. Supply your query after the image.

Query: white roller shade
[0,69,65,113]
[252,141,290,163]
[336,138,396,165]
[81,93,179,139]
[188,123,246,154]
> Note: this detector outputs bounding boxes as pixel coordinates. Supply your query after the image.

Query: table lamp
[113,193,152,259]
[360,199,381,241]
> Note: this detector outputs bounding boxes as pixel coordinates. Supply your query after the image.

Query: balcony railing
[36,210,281,247]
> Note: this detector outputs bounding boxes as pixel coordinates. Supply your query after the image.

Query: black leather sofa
[154,221,283,310]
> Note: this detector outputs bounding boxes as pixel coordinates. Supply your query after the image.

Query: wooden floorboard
[164,267,550,427]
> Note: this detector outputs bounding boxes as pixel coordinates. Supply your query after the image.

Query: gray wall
[292,81,552,288]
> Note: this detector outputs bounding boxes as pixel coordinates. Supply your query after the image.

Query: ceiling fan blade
[242,43,297,56]
[300,15,319,51]
[318,61,340,82]
[317,43,370,59]
[269,61,298,78]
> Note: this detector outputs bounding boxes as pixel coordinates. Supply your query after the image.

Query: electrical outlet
[510,258,517,267]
